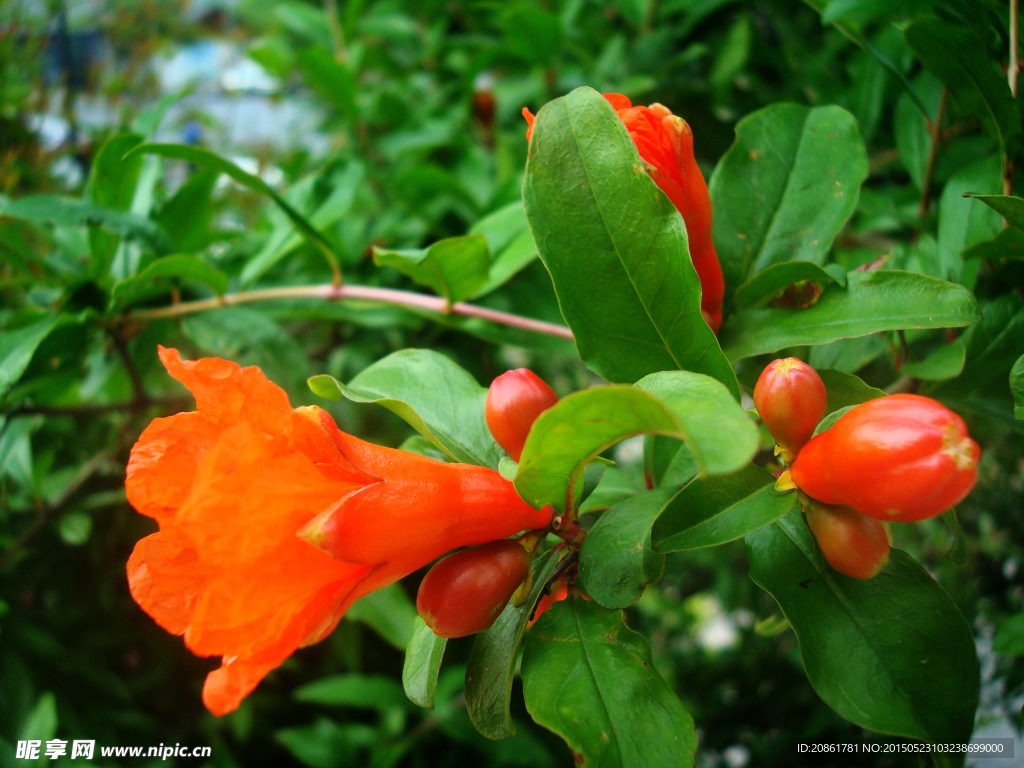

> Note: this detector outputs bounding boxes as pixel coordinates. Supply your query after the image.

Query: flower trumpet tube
[524,93,725,331]
[126,347,551,716]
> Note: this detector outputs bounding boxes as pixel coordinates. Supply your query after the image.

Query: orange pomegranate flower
[126,347,551,716]
[524,93,725,332]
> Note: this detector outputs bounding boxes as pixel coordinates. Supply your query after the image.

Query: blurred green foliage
[2,0,1024,766]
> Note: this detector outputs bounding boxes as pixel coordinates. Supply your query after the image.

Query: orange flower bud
[804,499,889,580]
[416,540,531,638]
[791,394,980,522]
[523,93,724,332]
[125,347,551,716]
[753,358,827,460]
[484,368,558,462]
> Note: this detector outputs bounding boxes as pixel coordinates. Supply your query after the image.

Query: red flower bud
[804,499,889,580]
[523,93,725,332]
[791,394,980,522]
[753,358,827,459]
[485,369,558,462]
[416,540,531,638]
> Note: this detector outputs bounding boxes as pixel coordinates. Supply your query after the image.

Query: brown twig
[126,284,576,341]
[918,87,949,220]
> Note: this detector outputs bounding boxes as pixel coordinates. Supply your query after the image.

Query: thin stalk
[918,87,949,220]
[126,284,575,341]
[1005,0,1019,197]
[324,0,348,63]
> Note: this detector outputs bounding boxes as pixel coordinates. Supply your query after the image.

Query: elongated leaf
[465,549,559,739]
[294,674,408,709]
[403,618,447,709]
[579,467,642,514]
[901,340,966,381]
[931,298,1024,400]
[470,201,538,296]
[111,255,228,311]
[720,270,980,362]
[904,18,1022,156]
[963,194,1024,231]
[937,155,1002,285]
[125,143,340,279]
[0,196,169,252]
[522,86,738,396]
[0,316,60,401]
[374,234,490,305]
[522,595,697,767]
[1012,354,1024,419]
[88,131,144,276]
[308,349,501,468]
[653,465,796,552]
[515,372,758,513]
[746,512,978,743]
[153,168,219,253]
[994,613,1024,656]
[961,226,1024,261]
[733,260,846,310]
[710,103,868,292]
[816,369,885,414]
[577,488,672,609]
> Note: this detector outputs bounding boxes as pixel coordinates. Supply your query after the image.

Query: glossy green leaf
[111,255,228,311]
[808,334,889,374]
[577,488,672,609]
[0,316,60,402]
[0,195,169,252]
[653,465,795,552]
[813,405,856,437]
[816,369,885,414]
[904,18,1022,156]
[1011,354,1024,419]
[961,226,1024,261]
[746,513,978,742]
[937,156,1002,286]
[294,674,409,709]
[153,168,219,253]
[963,194,1024,231]
[901,340,966,381]
[522,595,697,767]
[87,131,144,276]
[374,234,490,305]
[308,349,501,468]
[942,509,968,565]
[719,270,980,362]
[709,103,868,291]
[402,617,447,709]
[125,143,340,279]
[894,73,945,191]
[522,86,738,396]
[732,260,846,310]
[469,201,538,296]
[346,583,417,650]
[993,613,1024,656]
[578,467,642,514]
[515,372,758,513]
[465,549,560,740]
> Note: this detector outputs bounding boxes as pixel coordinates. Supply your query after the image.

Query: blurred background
[1,0,1023,765]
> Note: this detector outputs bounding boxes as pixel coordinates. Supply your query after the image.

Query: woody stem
[125,284,575,341]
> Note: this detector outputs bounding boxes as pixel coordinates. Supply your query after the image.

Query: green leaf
[87,131,144,276]
[0,315,59,402]
[402,617,447,709]
[373,234,490,305]
[709,103,868,292]
[653,465,796,552]
[816,369,885,414]
[125,143,340,280]
[894,73,945,190]
[308,349,501,468]
[465,548,560,740]
[1011,354,1024,419]
[578,466,642,514]
[515,372,758,513]
[577,488,672,609]
[18,692,57,742]
[295,46,357,119]
[0,195,169,252]
[153,168,219,253]
[522,86,738,396]
[720,270,981,362]
[942,509,968,565]
[904,18,1022,156]
[294,674,409,709]
[111,255,228,311]
[937,155,1002,286]
[993,613,1024,656]
[346,582,417,650]
[963,194,1024,231]
[812,404,856,437]
[746,512,978,743]
[732,260,846,310]
[901,340,966,381]
[961,226,1024,261]
[469,201,538,296]
[522,595,696,767]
